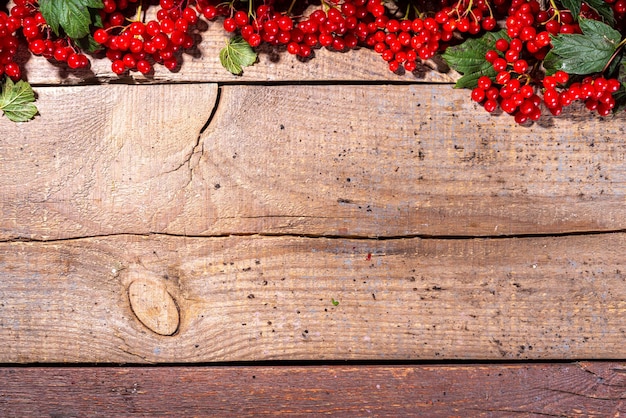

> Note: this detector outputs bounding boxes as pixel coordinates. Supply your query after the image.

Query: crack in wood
[3,227,626,244]
[541,387,626,401]
[469,408,565,417]
[163,86,221,182]
[114,332,152,363]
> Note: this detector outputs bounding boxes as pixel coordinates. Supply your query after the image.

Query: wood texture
[1,363,625,416]
[2,83,626,240]
[18,19,457,84]
[1,233,625,362]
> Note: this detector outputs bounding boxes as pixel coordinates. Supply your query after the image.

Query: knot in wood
[128,280,180,336]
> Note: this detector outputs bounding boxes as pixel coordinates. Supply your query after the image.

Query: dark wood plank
[1,234,626,362]
[1,363,624,416]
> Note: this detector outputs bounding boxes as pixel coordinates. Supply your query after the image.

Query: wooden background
[2,20,626,416]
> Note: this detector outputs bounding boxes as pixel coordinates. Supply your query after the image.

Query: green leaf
[544,18,622,75]
[583,0,615,25]
[331,298,339,306]
[76,34,102,53]
[39,0,103,40]
[0,78,38,122]
[614,67,626,112]
[219,36,257,75]
[613,84,626,112]
[560,0,582,20]
[442,30,509,89]
[559,0,614,24]
[606,50,624,78]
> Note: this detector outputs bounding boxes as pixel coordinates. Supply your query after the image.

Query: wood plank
[1,83,218,240]
[1,234,625,362]
[3,83,626,240]
[1,363,625,416]
[19,19,457,84]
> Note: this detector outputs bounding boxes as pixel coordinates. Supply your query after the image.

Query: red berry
[94,28,109,44]
[483,99,498,113]
[477,76,492,90]
[495,38,509,52]
[223,17,237,32]
[471,87,486,103]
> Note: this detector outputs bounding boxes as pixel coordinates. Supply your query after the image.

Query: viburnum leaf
[613,85,626,112]
[561,0,615,25]
[76,33,102,53]
[582,0,615,25]
[39,0,103,40]
[220,36,257,75]
[544,18,622,75]
[606,49,624,77]
[560,0,583,20]
[442,30,509,89]
[0,78,38,122]
[613,65,626,112]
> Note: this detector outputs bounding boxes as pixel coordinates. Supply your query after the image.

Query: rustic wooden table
[1,23,625,416]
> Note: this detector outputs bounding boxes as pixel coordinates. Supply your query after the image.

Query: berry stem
[287,0,297,16]
[135,1,144,23]
[548,0,562,22]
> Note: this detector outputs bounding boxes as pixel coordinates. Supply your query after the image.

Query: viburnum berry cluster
[0,0,626,124]
[457,0,626,123]
[93,0,201,74]
[0,6,21,80]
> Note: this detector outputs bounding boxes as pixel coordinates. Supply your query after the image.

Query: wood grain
[2,83,626,240]
[1,233,625,362]
[1,83,217,240]
[18,17,457,85]
[1,363,624,416]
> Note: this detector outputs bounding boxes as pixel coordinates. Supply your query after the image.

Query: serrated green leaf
[39,0,103,40]
[615,66,626,112]
[611,81,626,112]
[0,78,38,122]
[560,0,582,20]
[542,54,563,76]
[219,36,257,75]
[442,30,509,89]
[560,0,614,24]
[584,0,615,25]
[544,18,622,75]
[76,34,102,53]
[453,70,496,89]
[606,50,624,78]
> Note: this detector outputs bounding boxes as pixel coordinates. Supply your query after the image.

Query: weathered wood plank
[1,234,625,362]
[19,19,457,84]
[1,363,624,416]
[0,83,218,240]
[2,83,626,239]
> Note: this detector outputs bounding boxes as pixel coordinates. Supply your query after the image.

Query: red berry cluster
[435,0,498,34]
[94,0,201,75]
[0,9,21,80]
[364,13,450,73]
[466,0,625,124]
[2,0,626,126]
[551,75,621,116]
[219,0,375,59]
[9,0,90,70]
[216,0,473,73]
